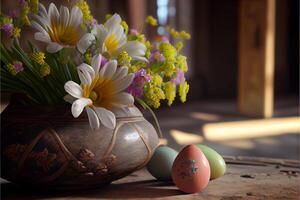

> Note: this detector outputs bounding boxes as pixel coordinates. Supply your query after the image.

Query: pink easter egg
[172,144,210,193]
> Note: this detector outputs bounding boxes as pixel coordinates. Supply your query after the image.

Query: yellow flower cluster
[179,81,189,103]
[7,64,17,76]
[121,21,128,34]
[77,0,93,23]
[21,4,31,25]
[118,51,132,66]
[176,55,188,72]
[40,63,50,77]
[12,27,21,38]
[84,51,92,65]
[159,42,176,62]
[28,0,39,14]
[176,41,183,52]
[180,31,191,40]
[30,52,50,77]
[164,81,176,106]
[166,26,191,40]
[31,52,45,65]
[162,62,176,77]
[145,16,157,26]
[144,83,165,108]
[1,16,12,25]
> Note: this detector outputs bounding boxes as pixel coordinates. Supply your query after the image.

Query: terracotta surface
[1,156,299,199]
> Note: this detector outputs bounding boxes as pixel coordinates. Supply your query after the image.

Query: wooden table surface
[1,156,300,200]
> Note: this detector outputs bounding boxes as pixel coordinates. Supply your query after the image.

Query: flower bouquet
[0,0,190,189]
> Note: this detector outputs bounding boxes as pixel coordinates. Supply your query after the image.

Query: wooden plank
[127,0,146,30]
[1,157,299,199]
[238,0,276,118]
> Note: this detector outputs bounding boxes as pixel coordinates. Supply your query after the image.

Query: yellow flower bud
[31,52,45,65]
[40,63,51,77]
[164,81,176,106]
[145,16,158,26]
[179,81,189,103]
[176,41,183,52]
[121,21,128,34]
[12,27,21,38]
[118,51,132,66]
[77,0,93,22]
[180,31,191,40]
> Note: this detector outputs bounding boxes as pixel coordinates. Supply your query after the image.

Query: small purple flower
[14,61,24,73]
[100,56,108,68]
[130,29,138,35]
[2,24,14,38]
[171,69,185,85]
[9,10,20,18]
[161,36,169,43]
[127,68,151,97]
[149,50,165,63]
[87,18,98,29]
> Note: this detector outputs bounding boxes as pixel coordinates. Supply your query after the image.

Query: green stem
[135,97,163,138]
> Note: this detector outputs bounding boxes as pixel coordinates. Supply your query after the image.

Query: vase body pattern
[1,104,159,189]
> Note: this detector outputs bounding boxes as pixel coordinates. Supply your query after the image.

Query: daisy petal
[60,6,69,27]
[34,32,51,43]
[100,60,117,78]
[114,73,134,93]
[77,33,95,54]
[64,81,83,98]
[32,21,48,35]
[38,3,48,19]
[91,24,108,47]
[46,42,63,53]
[94,107,116,129]
[112,92,134,107]
[105,14,122,33]
[131,56,148,62]
[86,107,100,129]
[69,6,82,28]
[77,63,95,85]
[71,98,92,118]
[112,66,128,81]
[122,41,146,58]
[48,3,59,22]
[91,54,102,74]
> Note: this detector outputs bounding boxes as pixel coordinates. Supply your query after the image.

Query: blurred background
[1,0,299,159]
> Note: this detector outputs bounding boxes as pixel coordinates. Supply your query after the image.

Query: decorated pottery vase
[1,102,159,189]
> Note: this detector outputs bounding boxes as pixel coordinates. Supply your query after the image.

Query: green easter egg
[147,146,178,181]
[196,144,226,180]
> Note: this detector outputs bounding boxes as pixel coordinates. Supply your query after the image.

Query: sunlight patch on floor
[203,117,300,141]
[189,112,221,121]
[170,129,203,145]
[222,140,255,150]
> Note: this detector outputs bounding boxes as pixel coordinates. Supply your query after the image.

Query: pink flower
[171,69,185,85]
[127,68,151,97]
[14,61,24,73]
[149,50,165,63]
[161,36,169,43]
[100,56,108,69]
[9,10,20,19]
[2,24,14,38]
[130,29,138,35]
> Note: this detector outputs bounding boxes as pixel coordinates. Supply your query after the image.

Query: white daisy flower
[64,54,134,130]
[91,14,147,62]
[32,3,95,53]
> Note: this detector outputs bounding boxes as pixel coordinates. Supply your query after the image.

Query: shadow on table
[1,180,185,199]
